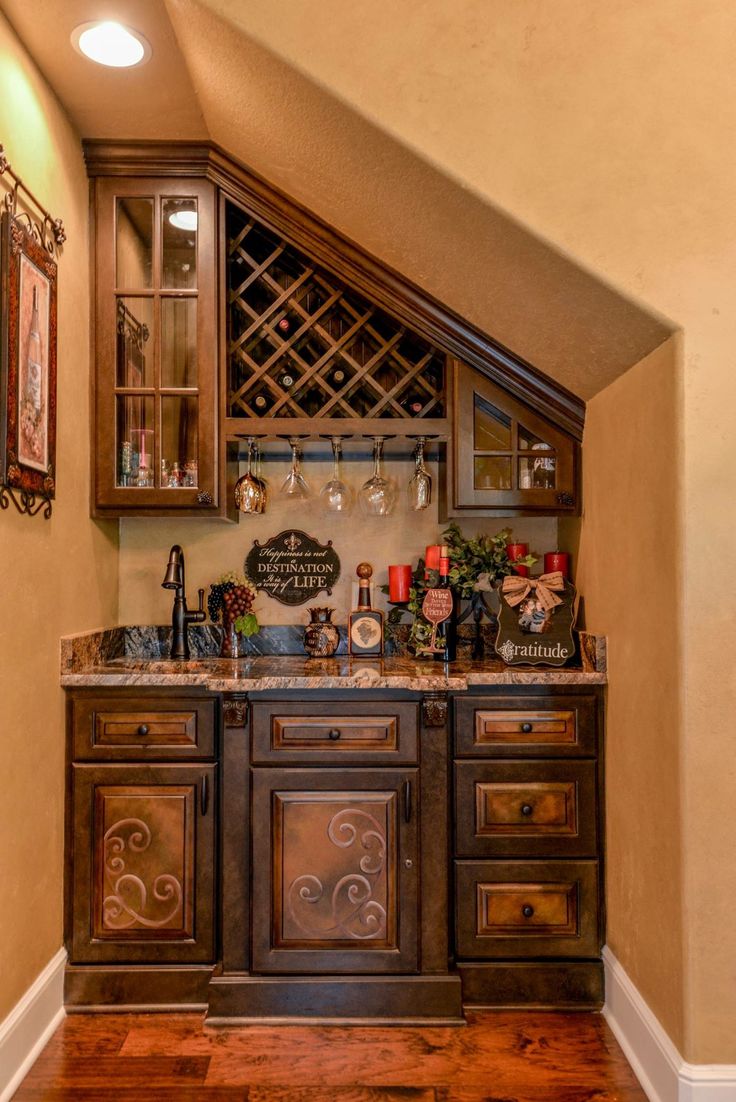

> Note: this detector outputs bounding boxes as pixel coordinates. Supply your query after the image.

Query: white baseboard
[603,946,736,1102]
[0,949,66,1102]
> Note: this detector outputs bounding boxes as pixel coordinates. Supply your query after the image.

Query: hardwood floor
[13,1010,646,1101]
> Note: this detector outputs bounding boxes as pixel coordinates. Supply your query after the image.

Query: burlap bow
[501,571,565,611]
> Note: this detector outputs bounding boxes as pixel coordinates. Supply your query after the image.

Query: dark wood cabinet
[251,767,419,973]
[68,763,216,964]
[90,174,222,516]
[442,359,579,517]
[452,687,604,1007]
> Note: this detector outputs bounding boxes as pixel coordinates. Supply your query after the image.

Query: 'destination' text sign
[245,530,341,606]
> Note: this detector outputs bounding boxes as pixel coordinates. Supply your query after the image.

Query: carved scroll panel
[273,792,397,950]
[93,785,194,940]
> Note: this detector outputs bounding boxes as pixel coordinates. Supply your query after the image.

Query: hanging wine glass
[319,436,353,514]
[358,436,397,516]
[408,437,432,511]
[253,438,268,502]
[234,438,266,514]
[280,437,310,499]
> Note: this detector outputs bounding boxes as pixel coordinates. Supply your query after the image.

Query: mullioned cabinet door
[68,763,216,963]
[251,768,419,973]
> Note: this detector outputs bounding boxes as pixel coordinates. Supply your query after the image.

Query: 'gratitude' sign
[245,530,341,606]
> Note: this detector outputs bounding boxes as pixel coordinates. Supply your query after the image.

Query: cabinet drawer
[251,700,418,763]
[455,694,597,758]
[455,760,597,857]
[455,860,600,959]
[71,695,216,760]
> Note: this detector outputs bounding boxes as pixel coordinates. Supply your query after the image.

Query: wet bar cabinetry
[64,680,603,1017]
[85,142,583,517]
[453,687,605,1006]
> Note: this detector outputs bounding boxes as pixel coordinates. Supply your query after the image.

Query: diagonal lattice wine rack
[226,202,446,425]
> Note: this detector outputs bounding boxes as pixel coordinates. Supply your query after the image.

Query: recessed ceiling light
[168,210,198,231]
[71,21,151,68]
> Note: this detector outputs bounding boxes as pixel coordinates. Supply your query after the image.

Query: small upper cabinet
[92,176,219,516]
[444,360,579,517]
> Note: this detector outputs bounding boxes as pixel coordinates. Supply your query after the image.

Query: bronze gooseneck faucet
[161,544,205,660]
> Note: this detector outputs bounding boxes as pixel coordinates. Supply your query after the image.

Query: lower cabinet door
[251,768,419,973]
[69,763,216,963]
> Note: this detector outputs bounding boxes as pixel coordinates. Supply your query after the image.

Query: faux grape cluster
[207,572,255,625]
[222,585,254,626]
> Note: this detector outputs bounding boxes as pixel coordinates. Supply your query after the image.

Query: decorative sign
[496,572,576,667]
[245,530,340,606]
[417,588,454,656]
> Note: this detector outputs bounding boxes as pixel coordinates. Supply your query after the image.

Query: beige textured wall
[0,13,118,1020]
[561,337,685,1048]
[119,455,558,625]
[192,0,734,1061]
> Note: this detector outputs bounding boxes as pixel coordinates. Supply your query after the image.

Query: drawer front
[251,700,418,763]
[455,694,597,758]
[455,860,600,959]
[455,760,597,857]
[72,695,216,760]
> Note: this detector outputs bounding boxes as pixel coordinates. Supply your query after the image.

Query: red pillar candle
[388,564,412,603]
[544,551,570,579]
[506,541,529,578]
[425,544,441,571]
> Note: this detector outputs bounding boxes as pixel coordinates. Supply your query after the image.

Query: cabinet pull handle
[521,803,533,817]
[328,728,341,741]
[522,904,535,918]
[403,779,412,823]
[200,774,209,816]
[137,724,149,736]
[520,722,533,733]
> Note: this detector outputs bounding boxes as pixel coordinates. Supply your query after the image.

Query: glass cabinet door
[94,177,217,514]
[451,360,577,514]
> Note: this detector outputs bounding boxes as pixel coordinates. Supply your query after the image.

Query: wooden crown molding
[83,139,586,440]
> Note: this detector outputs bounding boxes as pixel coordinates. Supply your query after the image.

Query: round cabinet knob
[520,722,533,733]
[405,858,413,869]
[521,803,534,817]
[522,904,535,919]
[328,728,341,741]
[197,490,213,506]
[137,724,149,736]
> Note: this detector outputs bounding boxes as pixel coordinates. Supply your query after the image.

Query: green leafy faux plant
[441,523,537,598]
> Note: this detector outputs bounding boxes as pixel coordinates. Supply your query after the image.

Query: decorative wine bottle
[348,563,384,657]
[418,546,457,662]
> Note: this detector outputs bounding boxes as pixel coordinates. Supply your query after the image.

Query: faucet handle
[197,588,206,614]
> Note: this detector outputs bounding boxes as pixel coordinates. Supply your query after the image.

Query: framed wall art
[0,209,58,511]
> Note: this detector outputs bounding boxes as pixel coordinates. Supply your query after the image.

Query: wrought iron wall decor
[0,142,65,519]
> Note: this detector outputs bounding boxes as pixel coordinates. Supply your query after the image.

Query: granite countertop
[60,627,607,691]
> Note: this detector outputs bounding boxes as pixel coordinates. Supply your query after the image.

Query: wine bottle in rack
[252,390,275,414]
[401,391,426,416]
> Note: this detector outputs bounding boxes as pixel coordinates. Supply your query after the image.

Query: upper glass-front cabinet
[93,177,218,515]
[446,360,578,516]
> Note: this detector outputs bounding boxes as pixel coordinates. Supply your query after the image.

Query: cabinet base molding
[458,961,604,1009]
[64,965,215,1010]
[207,974,464,1023]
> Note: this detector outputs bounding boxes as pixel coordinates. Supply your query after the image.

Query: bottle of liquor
[348,563,384,656]
[433,546,458,662]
